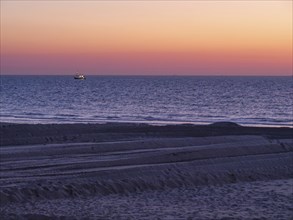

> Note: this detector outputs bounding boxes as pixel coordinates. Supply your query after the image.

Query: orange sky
[1,1,292,75]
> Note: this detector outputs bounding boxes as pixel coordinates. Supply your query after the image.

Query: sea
[0,75,292,127]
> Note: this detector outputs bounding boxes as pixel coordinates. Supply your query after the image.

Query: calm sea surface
[0,76,292,127]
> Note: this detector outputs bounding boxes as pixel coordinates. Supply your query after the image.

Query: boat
[74,72,86,80]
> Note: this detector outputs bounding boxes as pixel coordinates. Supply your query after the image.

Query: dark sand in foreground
[0,123,292,219]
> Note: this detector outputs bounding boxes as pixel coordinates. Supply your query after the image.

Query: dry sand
[0,123,292,219]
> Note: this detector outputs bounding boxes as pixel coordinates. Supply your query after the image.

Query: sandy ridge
[0,123,292,219]
[1,136,292,205]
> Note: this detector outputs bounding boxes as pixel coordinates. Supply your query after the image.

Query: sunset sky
[1,1,292,75]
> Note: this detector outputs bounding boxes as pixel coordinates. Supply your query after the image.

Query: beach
[0,122,292,219]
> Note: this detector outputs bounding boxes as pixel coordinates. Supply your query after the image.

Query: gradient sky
[1,1,292,75]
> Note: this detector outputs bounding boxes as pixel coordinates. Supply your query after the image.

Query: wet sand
[0,123,292,219]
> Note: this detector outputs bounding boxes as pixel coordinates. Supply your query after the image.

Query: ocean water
[0,75,292,127]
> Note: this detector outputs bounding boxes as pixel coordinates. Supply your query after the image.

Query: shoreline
[1,122,292,219]
[1,119,292,129]
[1,122,292,146]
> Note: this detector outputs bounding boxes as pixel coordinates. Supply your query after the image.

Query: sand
[0,123,292,219]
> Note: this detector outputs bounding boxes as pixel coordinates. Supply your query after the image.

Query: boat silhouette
[74,72,86,80]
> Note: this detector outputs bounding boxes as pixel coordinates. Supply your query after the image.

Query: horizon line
[1,74,292,77]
